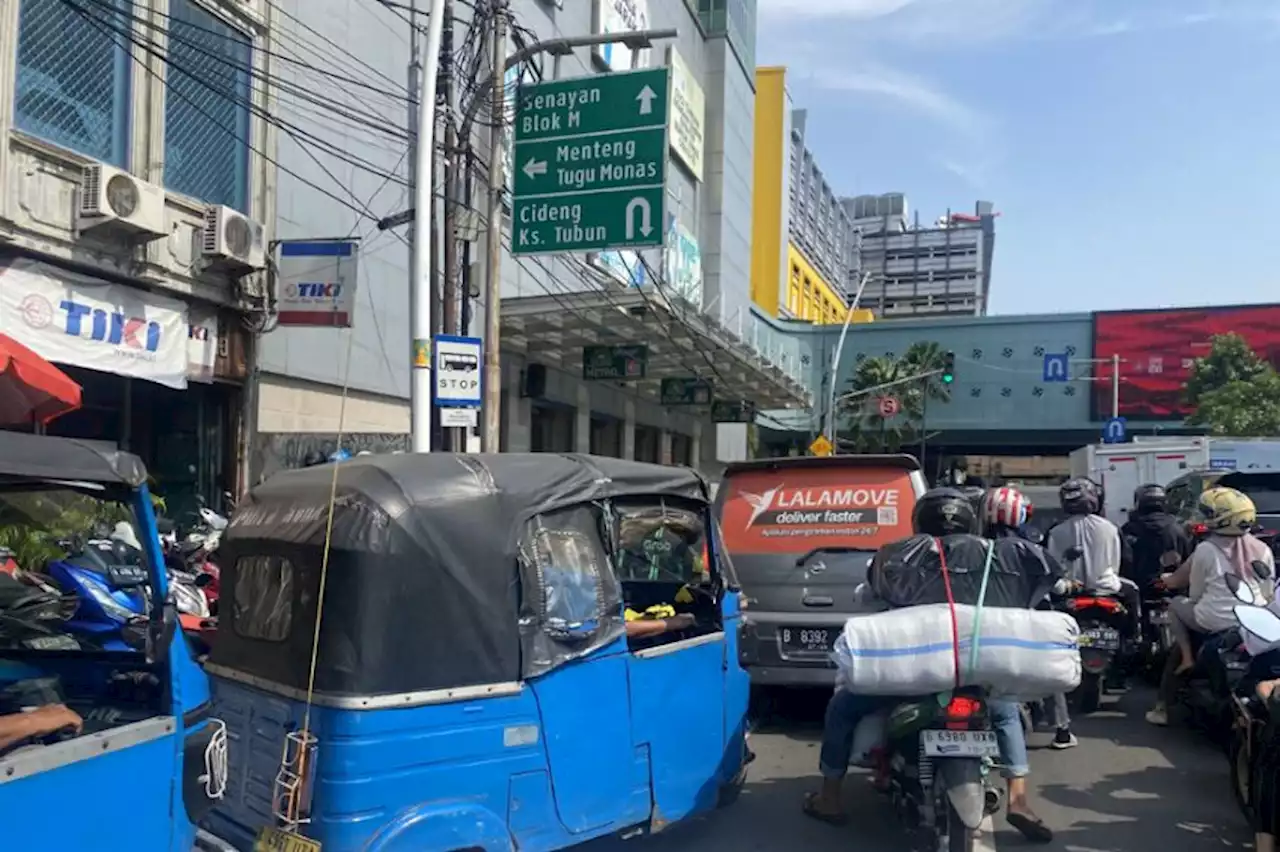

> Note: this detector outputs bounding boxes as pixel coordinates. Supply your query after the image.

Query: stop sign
[878,396,900,417]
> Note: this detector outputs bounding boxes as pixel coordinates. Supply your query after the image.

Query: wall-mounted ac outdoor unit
[200,205,266,272]
[77,164,166,238]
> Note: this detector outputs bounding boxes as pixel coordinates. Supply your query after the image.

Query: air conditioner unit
[200,205,266,272]
[77,164,166,238]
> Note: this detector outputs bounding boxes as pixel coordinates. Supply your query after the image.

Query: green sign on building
[583,345,648,381]
[660,377,713,406]
[511,68,670,256]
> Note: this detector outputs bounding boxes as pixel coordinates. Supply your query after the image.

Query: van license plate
[779,627,836,653]
[921,729,999,758]
[255,828,321,852]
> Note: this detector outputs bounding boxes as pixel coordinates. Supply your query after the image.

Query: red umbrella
[0,333,82,426]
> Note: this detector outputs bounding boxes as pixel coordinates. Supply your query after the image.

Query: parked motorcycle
[882,687,1002,852]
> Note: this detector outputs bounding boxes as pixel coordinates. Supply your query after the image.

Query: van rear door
[714,456,924,686]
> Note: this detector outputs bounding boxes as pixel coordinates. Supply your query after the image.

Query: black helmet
[1133,483,1167,513]
[912,487,981,537]
[1059,477,1100,516]
[957,486,986,516]
[302,450,326,467]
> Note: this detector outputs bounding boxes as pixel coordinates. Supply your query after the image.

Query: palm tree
[836,341,951,453]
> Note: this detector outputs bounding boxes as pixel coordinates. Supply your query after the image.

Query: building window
[165,0,252,211]
[14,0,132,166]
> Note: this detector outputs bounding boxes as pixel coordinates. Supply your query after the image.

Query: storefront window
[590,416,622,458]
[531,403,574,452]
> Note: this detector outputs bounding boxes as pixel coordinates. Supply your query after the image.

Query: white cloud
[807,63,985,141]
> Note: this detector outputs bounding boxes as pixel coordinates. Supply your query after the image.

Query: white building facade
[1,0,277,511]
[845,193,997,319]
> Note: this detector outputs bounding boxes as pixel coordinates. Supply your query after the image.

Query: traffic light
[941,351,955,384]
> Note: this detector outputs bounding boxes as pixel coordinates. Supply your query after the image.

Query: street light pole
[409,0,447,453]
[824,272,872,441]
[475,26,679,452]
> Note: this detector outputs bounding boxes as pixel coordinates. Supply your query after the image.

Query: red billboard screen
[1092,305,1280,420]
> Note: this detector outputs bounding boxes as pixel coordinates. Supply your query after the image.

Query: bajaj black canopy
[213,452,711,698]
[0,431,147,487]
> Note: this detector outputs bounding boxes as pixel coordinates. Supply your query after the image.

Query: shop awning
[501,288,811,411]
[0,333,82,425]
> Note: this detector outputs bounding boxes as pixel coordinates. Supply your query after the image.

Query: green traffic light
[942,374,954,384]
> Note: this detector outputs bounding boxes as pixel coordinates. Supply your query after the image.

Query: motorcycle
[1221,565,1280,822]
[882,687,1002,852]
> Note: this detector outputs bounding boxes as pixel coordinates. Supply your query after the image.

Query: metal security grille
[14,0,131,166]
[165,0,252,212]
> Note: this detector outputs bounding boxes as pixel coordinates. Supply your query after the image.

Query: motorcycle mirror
[1253,559,1273,582]
[1226,572,1256,605]
[194,573,212,588]
[1064,547,1083,562]
[1236,605,1280,644]
[155,518,176,535]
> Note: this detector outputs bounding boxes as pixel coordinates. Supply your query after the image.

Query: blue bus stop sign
[1103,417,1127,444]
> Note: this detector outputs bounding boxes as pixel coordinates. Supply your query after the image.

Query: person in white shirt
[1146,486,1276,727]
[1044,478,1138,745]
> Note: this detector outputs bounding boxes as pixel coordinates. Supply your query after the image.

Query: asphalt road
[584,685,1253,852]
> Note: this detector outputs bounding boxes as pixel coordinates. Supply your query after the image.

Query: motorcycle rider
[1121,484,1193,590]
[1147,486,1276,726]
[1045,478,1140,732]
[803,488,1055,843]
[979,486,1059,841]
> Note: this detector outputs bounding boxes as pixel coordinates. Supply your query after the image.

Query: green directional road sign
[511,67,670,257]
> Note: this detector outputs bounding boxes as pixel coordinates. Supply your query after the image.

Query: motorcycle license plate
[921,729,999,758]
[1149,610,1170,625]
[778,626,837,654]
[255,828,321,852]
[1079,628,1120,651]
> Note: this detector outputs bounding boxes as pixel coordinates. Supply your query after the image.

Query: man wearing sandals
[802,486,1058,843]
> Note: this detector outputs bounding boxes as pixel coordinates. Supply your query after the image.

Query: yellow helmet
[1195,486,1257,536]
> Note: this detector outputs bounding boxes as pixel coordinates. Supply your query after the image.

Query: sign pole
[481,2,508,453]
[1111,353,1120,419]
[410,0,447,453]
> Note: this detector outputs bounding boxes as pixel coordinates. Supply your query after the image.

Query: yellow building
[750,67,872,327]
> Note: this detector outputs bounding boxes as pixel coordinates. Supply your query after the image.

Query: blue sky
[755,0,1280,316]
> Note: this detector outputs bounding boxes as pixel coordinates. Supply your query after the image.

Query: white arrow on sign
[625,197,653,239]
[522,158,547,180]
[636,85,656,115]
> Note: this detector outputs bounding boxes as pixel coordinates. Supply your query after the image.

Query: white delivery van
[1069,439,1210,527]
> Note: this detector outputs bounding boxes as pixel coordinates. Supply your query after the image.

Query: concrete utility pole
[440,0,460,451]
[480,1,507,453]
[409,0,447,453]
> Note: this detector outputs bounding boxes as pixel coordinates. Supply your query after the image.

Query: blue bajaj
[0,432,232,852]
[204,452,751,851]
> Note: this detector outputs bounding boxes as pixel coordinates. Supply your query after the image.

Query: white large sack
[832,603,1081,700]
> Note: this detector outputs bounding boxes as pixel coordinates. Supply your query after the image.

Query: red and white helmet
[983,486,1031,529]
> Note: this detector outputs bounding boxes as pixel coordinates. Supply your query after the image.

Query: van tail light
[942,695,986,731]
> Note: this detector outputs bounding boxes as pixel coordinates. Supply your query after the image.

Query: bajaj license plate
[921,729,999,758]
[779,626,836,653]
[254,828,321,852]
